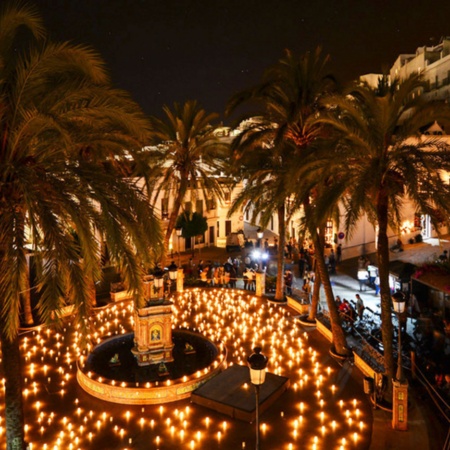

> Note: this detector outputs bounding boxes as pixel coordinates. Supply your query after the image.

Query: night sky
[32,0,450,121]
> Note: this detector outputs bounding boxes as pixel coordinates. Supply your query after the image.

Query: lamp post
[392,291,406,382]
[391,291,408,430]
[153,267,165,300]
[247,347,268,450]
[168,262,178,293]
[257,228,264,249]
[176,227,182,266]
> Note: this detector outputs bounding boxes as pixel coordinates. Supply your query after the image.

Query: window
[206,197,216,210]
[184,201,192,213]
[196,200,203,214]
[217,221,220,237]
[225,220,232,236]
[161,198,169,219]
[325,219,333,244]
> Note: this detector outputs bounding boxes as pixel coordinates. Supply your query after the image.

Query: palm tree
[315,75,450,381]
[0,3,162,448]
[227,48,350,355]
[147,100,230,261]
[225,121,295,302]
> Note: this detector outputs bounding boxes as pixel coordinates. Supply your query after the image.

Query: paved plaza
[1,235,448,449]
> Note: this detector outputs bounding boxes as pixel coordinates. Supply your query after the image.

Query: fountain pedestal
[131,300,174,366]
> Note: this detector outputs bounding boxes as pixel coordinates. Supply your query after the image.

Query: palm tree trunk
[1,331,26,450]
[376,198,395,383]
[308,268,321,321]
[275,204,286,301]
[21,277,34,326]
[312,231,350,356]
[162,180,188,267]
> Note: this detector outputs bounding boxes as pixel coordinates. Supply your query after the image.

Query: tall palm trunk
[312,231,350,356]
[162,178,188,266]
[376,193,395,382]
[308,268,321,321]
[275,204,286,301]
[1,331,26,450]
[21,275,34,326]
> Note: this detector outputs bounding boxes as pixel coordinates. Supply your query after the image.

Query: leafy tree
[0,3,162,448]
[314,75,450,381]
[146,101,229,261]
[175,211,208,255]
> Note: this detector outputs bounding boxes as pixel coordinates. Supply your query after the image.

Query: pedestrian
[244,253,251,268]
[324,252,330,272]
[438,250,448,261]
[374,273,380,296]
[357,255,366,269]
[355,294,365,320]
[298,255,307,279]
[284,270,293,296]
[243,269,249,290]
[229,265,237,288]
[329,249,336,274]
[336,244,342,263]
[245,268,255,291]
[367,264,377,288]
[357,267,369,291]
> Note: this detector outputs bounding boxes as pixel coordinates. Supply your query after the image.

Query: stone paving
[2,235,448,450]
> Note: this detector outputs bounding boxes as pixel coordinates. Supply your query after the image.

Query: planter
[286,295,310,315]
[316,317,333,342]
[329,345,352,361]
[353,351,377,378]
[296,314,317,327]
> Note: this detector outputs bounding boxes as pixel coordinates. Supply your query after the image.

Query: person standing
[336,244,342,264]
[439,250,448,261]
[374,272,381,296]
[284,270,293,295]
[355,294,365,320]
[298,254,307,278]
[329,249,336,274]
[367,264,378,288]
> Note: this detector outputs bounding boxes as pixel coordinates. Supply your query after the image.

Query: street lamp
[168,261,178,292]
[257,228,264,249]
[391,290,408,431]
[247,347,268,450]
[392,291,406,383]
[176,227,183,266]
[153,267,165,299]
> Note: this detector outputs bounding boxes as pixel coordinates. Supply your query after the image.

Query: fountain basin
[77,329,227,405]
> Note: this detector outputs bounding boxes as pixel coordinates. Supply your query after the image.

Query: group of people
[191,255,264,291]
[193,257,241,288]
[336,294,365,329]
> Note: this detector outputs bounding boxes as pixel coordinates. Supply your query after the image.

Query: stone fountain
[77,272,227,404]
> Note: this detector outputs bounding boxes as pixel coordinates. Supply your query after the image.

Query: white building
[390,36,450,102]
